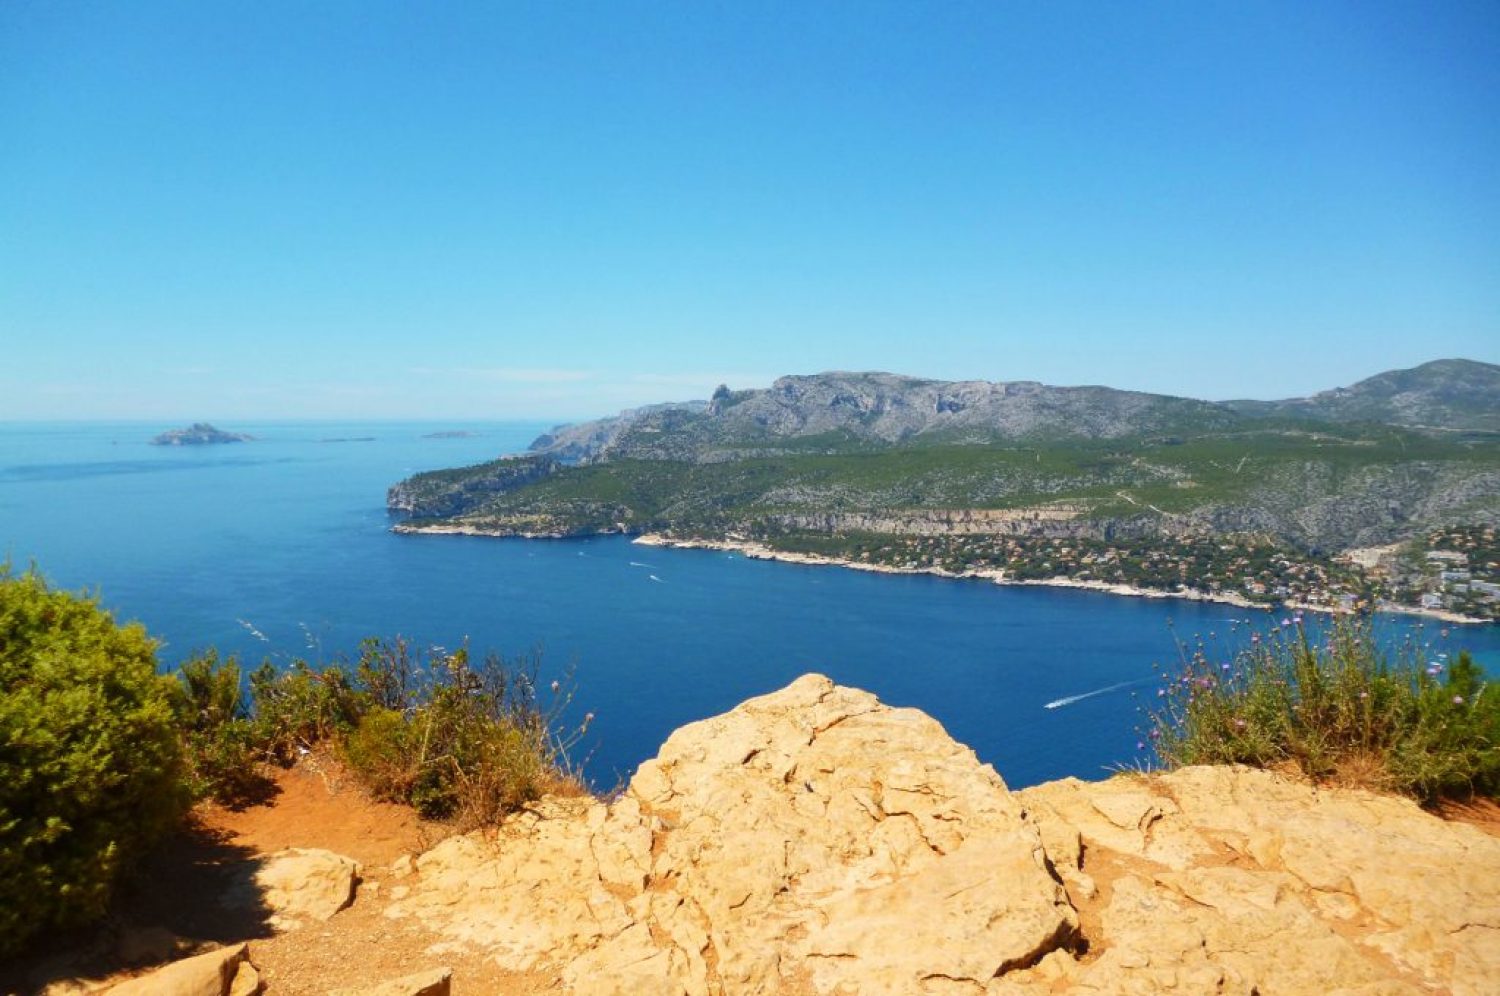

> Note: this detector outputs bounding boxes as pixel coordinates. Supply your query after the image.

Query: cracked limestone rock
[379,676,1500,995]
[383,674,1077,994]
[1010,765,1500,995]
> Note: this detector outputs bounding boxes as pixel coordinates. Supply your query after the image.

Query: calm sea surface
[3,420,1497,789]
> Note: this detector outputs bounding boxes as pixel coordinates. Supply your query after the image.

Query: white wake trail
[1044,678,1147,710]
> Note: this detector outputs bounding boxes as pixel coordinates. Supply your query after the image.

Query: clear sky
[2,2,1496,420]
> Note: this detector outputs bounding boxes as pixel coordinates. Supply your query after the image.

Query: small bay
[3,420,1496,789]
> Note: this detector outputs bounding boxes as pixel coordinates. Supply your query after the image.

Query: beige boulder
[104,943,247,996]
[223,847,360,931]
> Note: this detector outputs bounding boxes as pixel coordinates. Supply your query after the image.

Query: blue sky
[2,2,1496,420]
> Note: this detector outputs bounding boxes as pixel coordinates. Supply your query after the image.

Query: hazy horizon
[0,357,1494,427]
[4,3,1497,419]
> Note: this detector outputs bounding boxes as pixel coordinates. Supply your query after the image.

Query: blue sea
[3,420,1497,789]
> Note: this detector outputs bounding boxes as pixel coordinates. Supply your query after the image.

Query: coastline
[390,522,1489,625]
[632,532,1276,612]
[632,533,1492,625]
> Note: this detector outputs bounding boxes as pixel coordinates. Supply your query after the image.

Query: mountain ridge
[529,359,1498,464]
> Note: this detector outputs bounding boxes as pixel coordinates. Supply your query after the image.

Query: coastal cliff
[78,676,1500,995]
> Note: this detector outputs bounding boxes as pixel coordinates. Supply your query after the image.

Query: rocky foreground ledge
[102,675,1498,995]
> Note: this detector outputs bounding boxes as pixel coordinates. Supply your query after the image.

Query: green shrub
[172,651,271,805]
[247,658,361,762]
[341,707,418,801]
[0,569,188,956]
[1149,615,1499,800]
[337,642,586,825]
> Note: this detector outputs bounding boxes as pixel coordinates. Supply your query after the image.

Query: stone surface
[221,846,360,931]
[103,943,247,996]
[328,967,452,996]
[1013,765,1500,995]
[384,674,1077,994]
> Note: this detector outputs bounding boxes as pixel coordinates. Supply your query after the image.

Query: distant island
[388,359,1500,621]
[150,422,253,446]
[422,430,481,439]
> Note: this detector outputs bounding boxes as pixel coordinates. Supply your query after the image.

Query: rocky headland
[386,360,1500,619]
[32,675,1500,995]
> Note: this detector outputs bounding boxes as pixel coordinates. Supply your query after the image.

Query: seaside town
[756,525,1500,621]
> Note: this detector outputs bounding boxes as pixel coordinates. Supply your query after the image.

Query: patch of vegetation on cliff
[393,425,1499,552]
[1150,617,1499,800]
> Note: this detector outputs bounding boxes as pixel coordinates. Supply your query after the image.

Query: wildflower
[1234,719,1246,729]
[1360,691,1368,700]
[1453,696,1465,705]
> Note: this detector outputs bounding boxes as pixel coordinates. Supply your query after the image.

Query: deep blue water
[3,421,1497,789]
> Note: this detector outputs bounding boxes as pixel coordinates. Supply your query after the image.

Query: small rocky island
[150,422,254,446]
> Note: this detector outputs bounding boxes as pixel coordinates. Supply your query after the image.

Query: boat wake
[629,561,654,568]
[1044,678,1148,710]
[237,618,269,643]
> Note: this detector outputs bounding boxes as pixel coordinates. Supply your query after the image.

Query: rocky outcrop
[384,674,1079,994]
[1015,767,1500,995]
[377,675,1500,995]
[386,455,561,519]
